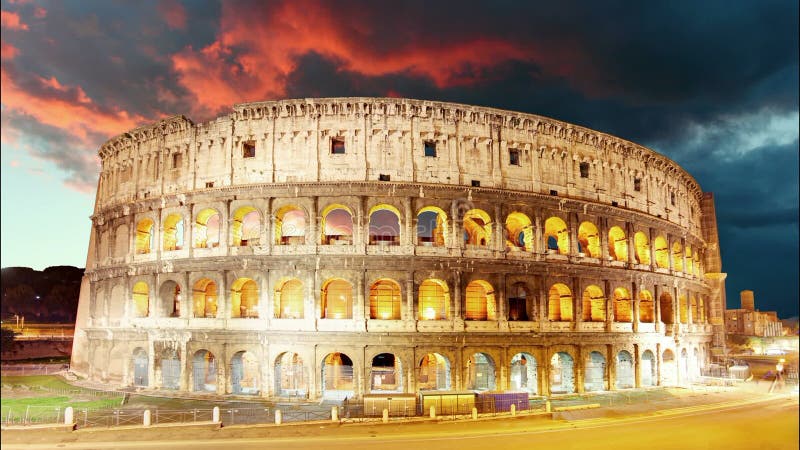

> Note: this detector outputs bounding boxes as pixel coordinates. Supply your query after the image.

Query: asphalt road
[5,396,797,450]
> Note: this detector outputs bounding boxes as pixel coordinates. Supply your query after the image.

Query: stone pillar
[604,279,613,331]
[308,197,318,247]
[355,270,366,330]
[607,345,615,391]
[219,272,228,319]
[494,204,503,252]
[627,222,637,265]
[405,276,414,322]
[653,284,661,332]
[148,338,156,389]
[404,197,413,247]
[568,213,579,256]
[497,273,507,322]
[540,347,550,396]
[261,274,271,323]
[217,347,227,395]
[648,227,657,270]
[632,281,640,332]
[599,218,610,261]
[179,340,189,391]
[534,215,543,254]
[575,347,584,394]
[634,344,641,388]
[453,270,462,320]
[572,277,582,327]
[655,343,662,386]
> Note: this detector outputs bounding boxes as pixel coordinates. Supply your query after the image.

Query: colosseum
[71,97,727,401]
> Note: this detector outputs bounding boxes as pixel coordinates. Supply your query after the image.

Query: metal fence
[0,363,70,376]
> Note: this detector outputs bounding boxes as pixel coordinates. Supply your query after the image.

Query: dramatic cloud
[1,10,28,30]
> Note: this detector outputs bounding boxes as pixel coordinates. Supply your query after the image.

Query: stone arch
[671,241,684,272]
[634,231,651,265]
[659,292,674,324]
[467,352,496,391]
[654,235,669,268]
[274,352,307,397]
[639,290,654,323]
[608,226,628,262]
[577,221,600,257]
[418,353,451,390]
[550,352,575,394]
[192,278,217,318]
[613,287,632,322]
[230,277,259,318]
[507,281,532,321]
[690,295,698,324]
[679,295,688,324]
[418,279,450,320]
[369,204,401,245]
[321,352,354,399]
[132,347,148,387]
[370,353,403,393]
[510,353,537,394]
[274,205,306,245]
[114,223,129,257]
[685,245,694,274]
[162,213,184,251]
[194,208,221,248]
[231,206,261,247]
[321,278,353,319]
[321,204,354,245]
[616,350,635,389]
[274,278,303,319]
[135,218,154,254]
[159,347,180,390]
[192,349,217,392]
[641,350,656,386]
[464,280,497,321]
[463,209,492,246]
[230,351,259,395]
[417,206,449,247]
[158,280,181,317]
[661,349,677,385]
[505,212,533,251]
[132,281,149,318]
[109,284,125,319]
[584,351,607,392]
[544,216,570,254]
[582,285,606,322]
[548,283,574,321]
[369,278,402,320]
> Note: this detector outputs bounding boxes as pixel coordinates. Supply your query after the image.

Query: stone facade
[71,97,725,399]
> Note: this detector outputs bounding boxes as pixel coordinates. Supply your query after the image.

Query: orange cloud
[1,10,29,30]
[158,0,186,30]
[1,41,19,59]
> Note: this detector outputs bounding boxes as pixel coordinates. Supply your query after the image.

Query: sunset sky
[1,1,797,317]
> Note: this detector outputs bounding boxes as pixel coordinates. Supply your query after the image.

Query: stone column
[649,227,657,270]
[179,340,189,391]
[355,270,366,331]
[568,213,579,256]
[497,273,507,322]
[599,218,610,261]
[540,347,550,396]
[575,347,584,394]
[632,281,640,332]
[147,338,156,389]
[572,277,582,327]
[187,204,195,259]
[655,343,662,386]
[627,222,637,265]
[604,279,613,331]
[653,284,661,332]
[405,276,414,322]
[453,270,462,320]
[404,197,413,247]
[534,215,543,254]
[607,345,616,391]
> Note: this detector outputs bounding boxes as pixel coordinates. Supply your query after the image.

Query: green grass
[1,396,121,415]
[1,375,80,390]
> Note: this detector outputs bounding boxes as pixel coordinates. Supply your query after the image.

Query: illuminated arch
[274,278,303,319]
[370,353,403,393]
[464,280,497,321]
[639,290,655,323]
[192,350,217,392]
[584,351,607,392]
[690,295,698,323]
[507,282,531,321]
[544,217,570,254]
[653,235,669,268]
[275,352,307,397]
[321,278,353,319]
[698,296,706,323]
[548,283,573,321]
[192,278,217,318]
[369,279,402,320]
[467,352,496,391]
[132,281,149,318]
[274,205,306,245]
[162,213,184,251]
[616,351,634,389]
[418,353,451,390]
[417,206,449,247]
[321,204,353,245]
[641,350,657,386]
[463,209,492,246]
[505,212,533,251]
[550,352,575,394]
[679,295,688,324]
[510,353,537,394]
[230,277,259,318]
[135,218,154,254]
[660,292,674,324]
[194,208,220,248]
[685,245,693,274]
[232,206,260,247]
[613,287,632,322]
[230,351,259,395]
[672,241,684,272]
[661,349,677,385]
[418,279,450,320]
[369,204,401,245]
[634,232,651,265]
[577,221,600,257]
[608,226,628,262]
[321,352,354,398]
[582,285,606,322]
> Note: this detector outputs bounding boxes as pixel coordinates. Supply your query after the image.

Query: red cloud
[1,10,29,30]
[1,41,19,59]
[158,0,186,30]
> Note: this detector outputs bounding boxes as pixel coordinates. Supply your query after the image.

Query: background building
[725,290,783,337]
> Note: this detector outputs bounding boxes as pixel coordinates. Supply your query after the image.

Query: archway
[659,292,674,324]
[417,207,448,247]
[369,204,401,245]
[230,278,259,318]
[194,208,220,248]
[467,353,496,391]
[132,348,148,387]
[135,219,154,254]
[639,290,654,323]
[672,242,684,272]
[370,353,402,393]
[510,353,537,394]
[321,352,354,399]
[321,279,353,319]
[685,245,694,274]
[369,279,402,320]
[418,279,450,320]
[232,206,260,247]
[634,232,650,264]
[577,221,600,257]
[661,350,677,386]
[274,205,306,245]
[641,350,656,387]
[158,280,181,318]
[230,351,259,395]
[608,226,628,262]
[679,295,688,324]
[550,352,575,394]
[548,283,573,321]
[464,280,497,321]
[162,213,184,251]
[616,351,634,389]
[192,350,217,392]
[463,209,492,246]
[507,282,530,321]
[159,348,180,390]
[582,285,606,322]
[192,278,217,318]
[132,281,150,318]
[653,236,669,268]
[505,212,533,251]
[544,217,570,254]
[274,278,303,319]
[613,287,632,322]
[584,351,607,392]
[274,352,307,397]
[321,205,354,245]
[418,353,451,390]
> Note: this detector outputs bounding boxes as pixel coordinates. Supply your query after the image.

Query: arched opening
[671,242,684,272]
[510,353,537,394]
[584,351,607,392]
[159,348,180,390]
[114,224,129,257]
[132,348,148,387]
[418,279,450,320]
[467,352,496,391]
[109,285,124,319]
[634,232,651,265]
[613,287,632,322]
[132,281,149,318]
[550,352,575,394]
[230,278,259,318]
[162,213,184,251]
[465,280,497,321]
[418,353,451,390]
[370,353,402,393]
[369,279,401,320]
[192,350,217,392]
[693,253,700,276]
[661,349,677,386]
[680,348,690,383]
[685,245,693,274]
[135,219,154,254]
[321,205,353,245]
[321,279,353,319]
[608,226,628,262]
[690,295,698,324]
[230,351,259,395]
[544,217,570,255]
[679,295,688,324]
[616,351,634,389]
[582,285,606,322]
[274,278,303,319]
[505,212,533,251]
[659,292,674,324]
[548,283,574,321]
[577,221,600,257]
[158,280,181,318]
[274,352,307,397]
[194,208,220,248]
[639,290,654,323]
[232,206,260,247]
[192,278,217,318]
[653,236,669,268]
[641,350,656,387]
[417,207,448,247]
[369,204,401,245]
[463,209,492,246]
[321,352,354,399]
[508,282,530,321]
[274,205,306,245]
[698,297,706,323]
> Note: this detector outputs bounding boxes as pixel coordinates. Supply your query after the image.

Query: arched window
[418,279,449,320]
[634,231,651,265]
[369,204,401,245]
[672,241,684,272]
[660,292,674,324]
[417,207,448,247]
[467,353,496,391]
[463,209,492,246]
[613,287,632,322]
[661,349,677,385]
[192,350,217,392]
[510,353,537,394]
[135,219,154,254]
[582,285,606,322]
[232,206,260,247]
[577,221,600,257]
[641,350,656,386]
[194,208,220,248]
[321,279,353,319]
[132,348,148,387]
[275,352,307,397]
[654,236,669,268]
[230,278,259,318]
[321,352,354,398]
[132,281,149,317]
[505,212,533,251]
[544,217,570,255]
[690,295,698,323]
[679,295,688,324]
[548,283,573,321]
[639,290,654,323]
[370,353,402,392]
[508,282,529,321]
[550,352,575,394]
[274,205,306,245]
[192,278,217,318]
[369,279,401,320]
[321,205,353,245]
[230,351,259,395]
[162,214,184,251]
[158,281,181,317]
[608,226,628,262]
[274,278,303,319]
[464,280,496,321]
[584,351,607,392]
[685,245,693,274]
[418,353,451,390]
[616,351,634,389]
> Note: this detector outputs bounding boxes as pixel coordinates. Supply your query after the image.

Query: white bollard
[545,400,551,413]
[429,406,436,418]
[510,404,516,416]
[382,408,389,423]
[143,410,151,427]
[275,409,282,425]
[471,407,478,420]
[64,407,73,425]
[212,406,220,423]
[331,406,339,421]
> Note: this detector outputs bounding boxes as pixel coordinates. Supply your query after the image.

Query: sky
[0,0,797,317]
